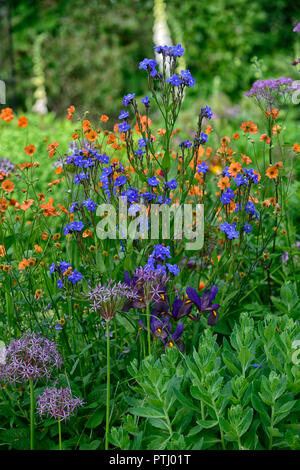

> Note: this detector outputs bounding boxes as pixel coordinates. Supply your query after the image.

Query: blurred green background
[1,0,300,123]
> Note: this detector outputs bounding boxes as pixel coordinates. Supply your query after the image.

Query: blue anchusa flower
[201,105,213,120]
[246,200,259,220]
[63,221,84,235]
[148,176,160,187]
[73,171,89,185]
[118,110,129,120]
[83,198,97,211]
[139,59,158,77]
[167,74,182,87]
[166,70,195,88]
[185,285,220,325]
[51,262,83,289]
[164,179,178,190]
[122,93,135,107]
[220,188,235,205]
[154,44,184,57]
[200,132,208,143]
[244,223,252,234]
[68,269,83,284]
[179,139,193,149]
[118,122,130,133]
[141,96,150,107]
[197,162,209,175]
[114,175,127,187]
[219,222,239,239]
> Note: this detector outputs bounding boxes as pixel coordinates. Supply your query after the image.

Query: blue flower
[63,221,84,235]
[83,198,97,211]
[118,122,130,133]
[122,93,135,107]
[148,176,159,187]
[166,74,182,87]
[200,132,208,143]
[219,222,239,239]
[180,69,195,87]
[166,263,180,275]
[118,110,129,120]
[244,223,252,233]
[68,269,83,284]
[57,279,64,290]
[220,188,235,205]
[115,175,127,187]
[201,105,213,120]
[172,44,184,57]
[165,179,178,190]
[197,162,209,174]
[141,96,150,106]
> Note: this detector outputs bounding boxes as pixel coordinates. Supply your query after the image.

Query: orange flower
[47,141,59,158]
[241,154,252,164]
[82,120,91,131]
[260,134,271,144]
[0,198,7,212]
[24,145,36,156]
[272,125,281,134]
[205,125,212,134]
[67,105,75,120]
[240,120,258,134]
[48,179,60,186]
[86,130,98,142]
[18,258,29,271]
[42,232,48,240]
[20,199,34,210]
[57,203,68,214]
[1,179,14,193]
[0,107,14,122]
[157,128,166,136]
[55,166,63,175]
[217,176,230,190]
[0,245,5,257]
[274,161,283,170]
[199,282,206,290]
[233,133,240,140]
[18,116,28,128]
[266,166,278,179]
[40,198,59,216]
[293,143,300,153]
[100,114,109,122]
[82,229,92,238]
[72,132,78,140]
[34,244,43,253]
[228,162,242,177]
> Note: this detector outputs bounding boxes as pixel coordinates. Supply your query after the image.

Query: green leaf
[130,406,165,419]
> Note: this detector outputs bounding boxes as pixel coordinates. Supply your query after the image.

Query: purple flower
[201,105,213,120]
[180,70,195,87]
[293,22,300,33]
[219,222,239,239]
[86,280,139,321]
[244,223,252,234]
[118,110,129,120]
[141,96,150,107]
[0,334,62,384]
[37,387,84,421]
[186,286,220,325]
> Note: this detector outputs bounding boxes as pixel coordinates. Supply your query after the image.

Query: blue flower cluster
[197,162,209,174]
[220,188,235,205]
[219,222,239,239]
[139,58,158,77]
[63,221,84,235]
[154,44,184,57]
[145,244,180,276]
[50,261,83,289]
[166,70,195,88]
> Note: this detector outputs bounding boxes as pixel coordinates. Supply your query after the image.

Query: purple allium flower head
[86,280,139,321]
[124,266,169,309]
[0,333,62,384]
[0,157,15,176]
[37,387,84,422]
[293,22,300,33]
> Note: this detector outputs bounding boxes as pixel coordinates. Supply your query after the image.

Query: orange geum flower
[34,244,43,253]
[18,116,28,127]
[18,258,30,271]
[217,176,230,190]
[86,130,98,142]
[0,107,14,122]
[0,245,6,257]
[100,114,109,122]
[40,198,59,216]
[233,133,240,140]
[266,166,278,179]
[272,125,281,134]
[293,143,300,153]
[20,199,34,211]
[0,198,7,212]
[72,132,79,140]
[24,145,36,156]
[82,120,91,131]
[240,120,258,134]
[205,125,212,134]
[82,229,92,238]
[157,128,166,136]
[1,179,14,193]
[47,179,60,186]
[57,203,68,214]
[241,154,252,164]
[228,161,242,177]
[42,232,48,240]
[260,134,271,144]
[55,166,63,175]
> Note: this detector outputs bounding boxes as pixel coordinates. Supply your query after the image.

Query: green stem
[29,379,34,450]
[58,420,62,450]
[105,320,111,450]
[146,303,151,356]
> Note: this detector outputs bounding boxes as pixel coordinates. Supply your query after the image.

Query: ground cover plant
[0,32,300,451]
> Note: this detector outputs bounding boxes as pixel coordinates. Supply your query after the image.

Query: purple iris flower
[185,286,220,325]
